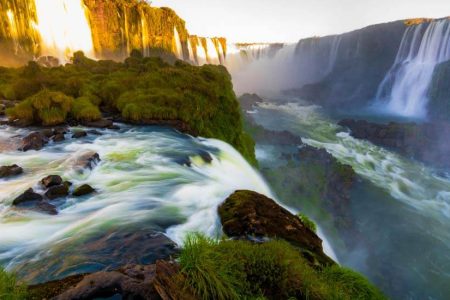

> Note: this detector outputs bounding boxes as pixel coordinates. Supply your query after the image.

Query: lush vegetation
[298,213,318,233]
[0,267,27,300]
[179,233,385,300]
[0,51,255,163]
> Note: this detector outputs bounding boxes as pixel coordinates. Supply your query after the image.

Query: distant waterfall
[376,19,450,118]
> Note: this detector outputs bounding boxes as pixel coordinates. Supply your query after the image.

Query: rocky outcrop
[19,132,48,151]
[219,190,334,266]
[339,119,450,168]
[12,188,43,205]
[239,93,264,111]
[28,260,194,300]
[0,164,23,178]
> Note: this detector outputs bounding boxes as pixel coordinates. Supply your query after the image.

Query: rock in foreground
[0,164,23,178]
[219,190,334,266]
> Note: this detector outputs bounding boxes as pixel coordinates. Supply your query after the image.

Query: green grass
[179,233,385,300]
[0,267,27,300]
[1,51,256,163]
[298,213,318,233]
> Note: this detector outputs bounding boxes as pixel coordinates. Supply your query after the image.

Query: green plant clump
[297,212,318,233]
[179,233,385,300]
[1,51,255,163]
[0,267,27,300]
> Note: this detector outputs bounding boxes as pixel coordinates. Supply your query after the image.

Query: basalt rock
[74,151,101,171]
[219,190,334,266]
[73,184,96,197]
[20,132,48,151]
[45,184,69,200]
[0,164,23,178]
[41,175,63,188]
[12,188,43,205]
[71,130,88,139]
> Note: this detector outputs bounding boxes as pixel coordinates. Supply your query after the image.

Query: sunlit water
[251,99,450,299]
[0,125,275,283]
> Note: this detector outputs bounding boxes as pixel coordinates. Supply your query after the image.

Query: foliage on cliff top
[179,233,385,300]
[0,51,255,163]
[0,267,28,299]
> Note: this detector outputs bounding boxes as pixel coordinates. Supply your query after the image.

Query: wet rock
[29,261,193,300]
[45,184,69,200]
[74,151,101,171]
[12,188,43,205]
[52,133,65,142]
[41,175,63,188]
[41,129,54,138]
[198,150,213,164]
[73,184,96,197]
[20,132,48,151]
[71,130,87,139]
[219,190,334,266]
[53,127,68,135]
[239,93,264,111]
[109,125,121,130]
[0,164,23,178]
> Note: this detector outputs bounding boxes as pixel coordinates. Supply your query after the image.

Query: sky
[152,0,450,43]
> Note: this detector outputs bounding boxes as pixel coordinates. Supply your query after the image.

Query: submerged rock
[219,190,334,266]
[41,175,63,188]
[12,188,43,205]
[20,132,48,151]
[0,164,23,178]
[74,151,101,171]
[45,184,69,200]
[82,119,113,129]
[73,184,96,197]
[51,133,65,142]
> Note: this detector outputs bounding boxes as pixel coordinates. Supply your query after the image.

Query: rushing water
[251,98,450,299]
[375,19,450,118]
[0,125,274,283]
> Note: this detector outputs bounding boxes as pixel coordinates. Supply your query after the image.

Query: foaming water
[0,125,273,282]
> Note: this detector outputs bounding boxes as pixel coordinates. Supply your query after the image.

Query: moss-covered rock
[219,190,335,267]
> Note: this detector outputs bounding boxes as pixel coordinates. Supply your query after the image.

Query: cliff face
[288,20,407,108]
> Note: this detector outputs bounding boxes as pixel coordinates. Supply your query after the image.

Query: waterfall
[376,19,450,118]
[173,27,183,59]
[34,0,95,62]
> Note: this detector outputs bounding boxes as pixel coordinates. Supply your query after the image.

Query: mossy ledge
[0,51,256,164]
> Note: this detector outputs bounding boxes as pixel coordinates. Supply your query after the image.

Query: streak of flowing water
[376,19,450,118]
[0,125,273,282]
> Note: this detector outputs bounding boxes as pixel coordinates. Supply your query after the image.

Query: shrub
[71,97,101,122]
[0,267,28,300]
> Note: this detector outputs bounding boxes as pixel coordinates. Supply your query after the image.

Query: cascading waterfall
[0,125,276,282]
[34,0,95,62]
[376,19,450,118]
[172,27,183,59]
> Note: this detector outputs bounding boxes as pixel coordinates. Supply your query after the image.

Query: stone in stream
[73,184,96,197]
[45,184,69,200]
[71,130,87,139]
[41,175,63,188]
[0,164,23,178]
[52,133,65,142]
[12,188,43,205]
[35,202,58,215]
[82,119,113,128]
[20,132,48,151]
[74,151,101,171]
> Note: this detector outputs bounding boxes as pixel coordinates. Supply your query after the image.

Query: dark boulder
[52,133,65,142]
[73,184,96,197]
[41,175,63,188]
[20,132,48,151]
[0,164,23,178]
[45,184,69,200]
[35,202,58,215]
[12,188,43,205]
[219,190,334,266]
[71,130,87,139]
[239,93,264,111]
[87,129,102,136]
[198,150,213,164]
